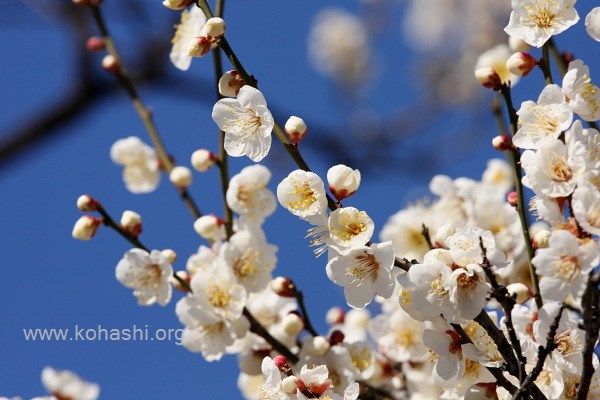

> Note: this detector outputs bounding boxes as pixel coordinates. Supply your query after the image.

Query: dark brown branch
[576,272,600,400]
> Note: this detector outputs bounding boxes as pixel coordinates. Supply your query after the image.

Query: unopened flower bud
[282,313,304,336]
[329,330,345,345]
[533,229,551,249]
[270,276,296,297]
[72,216,102,240]
[193,215,224,241]
[77,194,99,212]
[284,116,308,144]
[345,309,370,329]
[169,166,193,188]
[102,54,120,74]
[161,249,177,264]
[120,210,142,237]
[475,67,502,91]
[507,283,532,304]
[506,52,537,77]
[273,355,288,370]
[325,307,345,325]
[492,135,513,151]
[311,336,331,356]
[507,191,518,207]
[188,36,212,58]
[191,149,217,172]
[203,17,226,39]
[508,36,531,53]
[162,0,193,10]
[86,36,105,52]
[218,70,245,97]
[170,270,191,292]
[281,376,298,394]
[327,164,361,201]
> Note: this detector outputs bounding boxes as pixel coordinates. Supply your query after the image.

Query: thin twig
[576,272,600,400]
[243,308,299,363]
[294,289,319,337]
[539,41,554,85]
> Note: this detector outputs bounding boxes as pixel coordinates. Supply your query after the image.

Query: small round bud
[193,215,224,241]
[101,54,120,75]
[345,309,370,329]
[327,164,361,201]
[218,70,245,97]
[533,229,551,249]
[120,210,142,237]
[72,216,102,240]
[204,17,226,39]
[507,191,518,207]
[284,116,308,144]
[282,313,304,336]
[162,0,193,10]
[329,329,345,345]
[86,36,105,52]
[507,283,532,304]
[492,135,513,151]
[270,277,296,297]
[273,355,288,370]
[76,194,99,212]
[170,270,191,292]
[475,67,502,91]
[325,307,345,325]
[312,336,331,356]
[281,376,299,394]
[191,149,217,172]
[506,52,537,77]
[508,36,531,53]
[161,249,177,264]
[169,166,193,188]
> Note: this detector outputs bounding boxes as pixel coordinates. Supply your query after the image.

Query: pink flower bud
[284,116,308,144]
[329,330,345,345]
[191,149,217,172]
[475,67,502,91]
[120,210,142,237]
[273,355,288,370]
[492,135,513,151]
[76,194,99,212]
[101,54,120,75]
[507,191,518,207]
[270,277,296,297]
[506,52,537,77]
[325,307,345,325]
[86,36,105,52]
[72,216,102,240]
[218,70,245,97]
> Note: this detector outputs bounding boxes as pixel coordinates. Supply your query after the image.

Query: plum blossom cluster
[3,367,100,400]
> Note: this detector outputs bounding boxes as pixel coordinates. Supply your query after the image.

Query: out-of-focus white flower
[277,170,327,223]
[513,84,573,149]
[327,165,361,201]
[326,242,395,308]
[380,204,432,262]
[308,9,370,86]
[193,215,225,242]
[482,159,514,194]
[227,164,276,225]
[284,116,308,144]
[464,383,498,400]
[163,0,193,10]
[509,36,531,52]
[110,136,160,193]
[190,149,216,172]
[562,59,600,121]
[504,0,579,47]
[41,367,99,400]
[218,70,245,97]
[533,229,600,301]
[572,182,600,236]
[585,7,600,41]
[169,6,206,71]
[186,245,217,275]
[237,372,265,400]
[115,248,173,306]
[328,207,374,251]
[72,216,102,240]
[475,44,520,86]
[212,86,274,162]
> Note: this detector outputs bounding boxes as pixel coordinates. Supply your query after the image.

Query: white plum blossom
[572,182,600,235]
[562,60,600,121]
[212,86,274,162]
[379,204,433,262]
[585,7,600,41]
[169,6,206,71]
[115,249,173,306]
[326,242,395,308]
[277,170,328,223]
[513,84,573,150]
[110,136,160,193]
[533,229,600,301]
[504,0,579,47]
[41,367,99,400]
[227,164,277,225]
[445,227,507,268]
[328,207,374,252]
[186,244,217,275]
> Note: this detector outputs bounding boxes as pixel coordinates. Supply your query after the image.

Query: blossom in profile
[115,248,173,306]
[562,60,600,121]
[110,136,160,193]
[169,6,206,71]
[41,367,100,400]
[212,86,274,162]
[504,0,579,47]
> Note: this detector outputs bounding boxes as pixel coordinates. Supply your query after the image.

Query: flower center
[349,346,373,372]
[521,1,558,29]
[456,272,479,291]
[428,275,449,301]
[345,253,379,287]
[555,331,582,356]
[287,179,317,210]
[206,284,231,308]
[135,263,162,288]
[549,156,572,182]
[555,255,579,281]
[233,248,263,282]
[333,212,368,242]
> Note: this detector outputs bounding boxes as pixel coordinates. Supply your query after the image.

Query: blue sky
[1,0,599,398]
